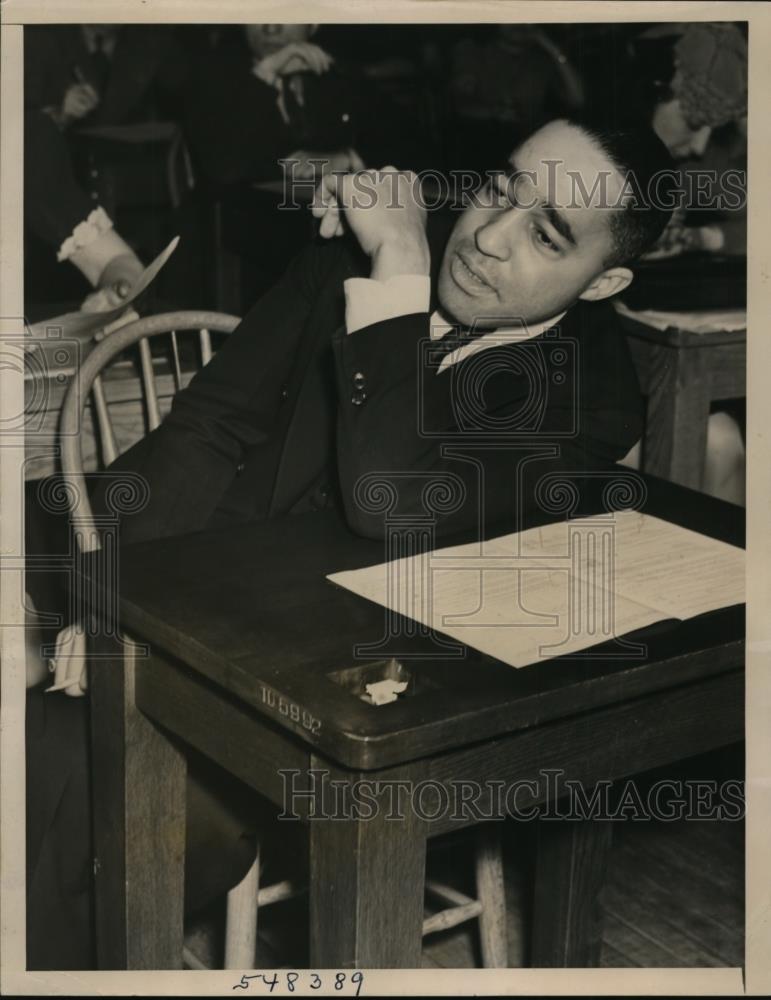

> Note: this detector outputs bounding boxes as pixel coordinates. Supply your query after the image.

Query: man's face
[244,24,315,58]
[652,97,712,159]
[437,121,628,328]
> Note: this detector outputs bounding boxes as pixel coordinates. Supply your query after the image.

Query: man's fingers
[311,172,345,238]
[348,148,365,171]
[319,204,342,238]
[310,171,341,217]
[294,42,333,74]
[283,53,310,75]
[298,44,323,73]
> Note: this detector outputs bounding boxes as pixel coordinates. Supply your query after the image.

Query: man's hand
[260,41,334,80]
[80,251,143,313]
[61,81,100,123]
[311,166,430,280]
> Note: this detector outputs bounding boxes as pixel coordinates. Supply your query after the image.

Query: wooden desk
[85,473,744,969]
[619,311,746,490]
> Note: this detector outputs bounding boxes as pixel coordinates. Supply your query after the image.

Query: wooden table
[85,472,744,969]
[619,310,746,491]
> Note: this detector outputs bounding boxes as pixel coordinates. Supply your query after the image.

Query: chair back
[59,310,239,551]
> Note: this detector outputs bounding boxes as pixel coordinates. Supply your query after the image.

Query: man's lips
[453,250,496,295]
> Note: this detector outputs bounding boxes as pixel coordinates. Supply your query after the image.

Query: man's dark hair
[569,117,678,267]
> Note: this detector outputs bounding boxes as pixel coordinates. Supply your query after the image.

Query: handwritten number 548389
[233,971,364,995]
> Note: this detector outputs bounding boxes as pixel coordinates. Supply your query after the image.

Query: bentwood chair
[58,311,302,969]
[59,311,508,968]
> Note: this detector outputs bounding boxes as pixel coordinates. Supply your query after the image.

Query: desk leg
[90,635,187,969]
[530,816,612,967]
[308,768,426,968]
[644,345,711,490]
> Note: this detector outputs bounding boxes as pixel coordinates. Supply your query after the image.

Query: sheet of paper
[327,513,744,669]
[506,511,745,620]
[614,301,746,335]
[27,236,179,340]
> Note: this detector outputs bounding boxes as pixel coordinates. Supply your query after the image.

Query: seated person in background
[625,22,748,505]
[182,22,415,188]
[24,108,143,312]
[181,23,413,303]
[24,24,190,307]
[24,23,189,130]
[28,117,675,968]
[636,21,747,258]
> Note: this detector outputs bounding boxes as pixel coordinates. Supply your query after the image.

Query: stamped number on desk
[234,971,364,995]
[260,684,322,735]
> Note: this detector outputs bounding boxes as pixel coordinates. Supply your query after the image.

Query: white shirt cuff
[344,275,431,334]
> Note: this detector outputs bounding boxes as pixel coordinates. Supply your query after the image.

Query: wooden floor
[186,806,744,970]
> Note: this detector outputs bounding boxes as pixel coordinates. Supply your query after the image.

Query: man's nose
[474,212,519,261]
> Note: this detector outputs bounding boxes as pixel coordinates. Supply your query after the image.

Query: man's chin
[437,273,489,327]
[438,281,521,330]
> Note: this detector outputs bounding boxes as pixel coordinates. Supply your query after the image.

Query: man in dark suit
[27,117,674,969]
[103,117,673,546]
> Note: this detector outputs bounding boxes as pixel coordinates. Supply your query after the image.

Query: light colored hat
[672,23,748,128]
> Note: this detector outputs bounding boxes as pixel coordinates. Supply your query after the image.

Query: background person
[624,22,748,505]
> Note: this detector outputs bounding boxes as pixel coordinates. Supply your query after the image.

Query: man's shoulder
[557,297,620,338]
[545,298,637,387]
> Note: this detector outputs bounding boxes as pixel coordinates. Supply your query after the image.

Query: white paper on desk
[327,513,744,669]
[614,301,746,335]
[27,235,179,340]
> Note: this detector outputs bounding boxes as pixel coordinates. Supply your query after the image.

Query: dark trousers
[24,479,262,970]
[26,686,262,970]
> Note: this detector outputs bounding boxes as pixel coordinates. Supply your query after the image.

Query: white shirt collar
[429,308,567,372]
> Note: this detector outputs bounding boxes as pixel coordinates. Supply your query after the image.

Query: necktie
[433,321,487,362]
[89,33,111,95]
[283,73,309,139]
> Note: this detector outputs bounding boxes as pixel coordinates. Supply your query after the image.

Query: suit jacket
[102,222,644,545]
[181,28,419,189]
[181,29,356,189]
[24,25,188,125]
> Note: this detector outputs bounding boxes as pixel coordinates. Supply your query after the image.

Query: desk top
[109,473,744,769]
[615,304,747,348]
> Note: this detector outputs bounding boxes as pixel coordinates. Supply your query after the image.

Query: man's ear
[578,267,633,303]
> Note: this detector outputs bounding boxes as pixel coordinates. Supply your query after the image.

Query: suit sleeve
[332,310,644,541]
[94,242,332,544]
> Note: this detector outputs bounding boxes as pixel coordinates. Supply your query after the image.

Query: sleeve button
[352,371,366,389]
[351,390,367,406]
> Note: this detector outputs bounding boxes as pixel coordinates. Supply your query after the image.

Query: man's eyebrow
[497,158,578,246]
[543,204,577,247]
